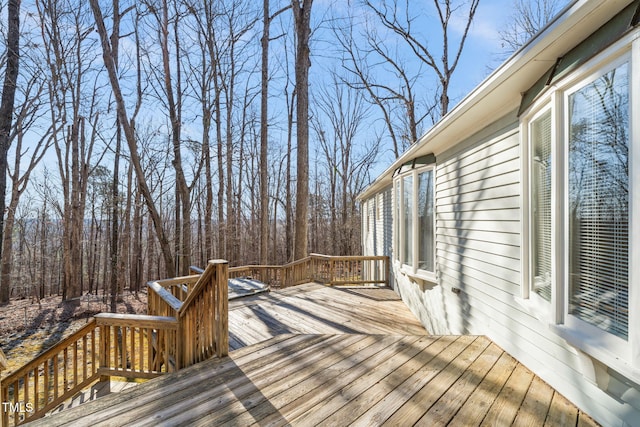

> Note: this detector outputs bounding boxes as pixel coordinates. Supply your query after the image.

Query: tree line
[0,0,558,307]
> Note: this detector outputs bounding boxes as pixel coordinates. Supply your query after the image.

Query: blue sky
[319,0,525,176]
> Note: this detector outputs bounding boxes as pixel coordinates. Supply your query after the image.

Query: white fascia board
[358,0,633,201]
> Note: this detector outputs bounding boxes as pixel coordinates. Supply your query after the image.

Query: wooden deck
[28,283,598,426]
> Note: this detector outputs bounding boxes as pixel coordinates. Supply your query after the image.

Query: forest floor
[0,291,148,375]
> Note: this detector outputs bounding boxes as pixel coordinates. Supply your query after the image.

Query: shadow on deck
[27,283,598,426]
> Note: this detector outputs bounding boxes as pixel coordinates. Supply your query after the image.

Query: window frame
[524,106,556,310]
[521,37,639,373]
[393,165,436,282]
[561,54,631,360]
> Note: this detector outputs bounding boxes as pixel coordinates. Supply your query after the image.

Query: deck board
[29,284,598,427]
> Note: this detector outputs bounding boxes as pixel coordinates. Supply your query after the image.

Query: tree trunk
[110,0,122,312]
[292,0,313,261]
[259,0,270,264]
[0,0,20,304]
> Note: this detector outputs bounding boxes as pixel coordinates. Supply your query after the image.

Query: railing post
[329,257,335,285]
[1,380,8,427]
[385,256,390,287]
[212,260,229,358]
[99,324,109,382]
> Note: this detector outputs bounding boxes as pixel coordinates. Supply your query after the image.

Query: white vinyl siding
[361,13,640,427]
[362,187,393,261]
[437,126,522,298]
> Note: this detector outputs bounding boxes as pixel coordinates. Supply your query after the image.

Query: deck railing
[1,260,229,426]
[229,254,389,288]
[0,255,384,425]
[0,320,100,426]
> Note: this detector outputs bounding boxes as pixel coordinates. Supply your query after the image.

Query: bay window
[523,47,636,368]
[394,161,436,280]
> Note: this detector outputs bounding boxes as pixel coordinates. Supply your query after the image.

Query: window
[567,62,629,340]
[394,180,401,262]
[530,110,553,302]
[523,50,634,367]
[402,174,413,266]
[394,163,436,279]
[418,171,435,272]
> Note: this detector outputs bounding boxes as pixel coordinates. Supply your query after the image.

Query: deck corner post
[99,324,108,378]
[175,321,183,371]
[210,260,229,358]
[1,374,9,427]
[385,256,390,287]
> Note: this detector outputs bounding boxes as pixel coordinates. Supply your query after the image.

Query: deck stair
[1,259,229,426]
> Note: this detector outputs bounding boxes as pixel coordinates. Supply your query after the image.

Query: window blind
[418,170,435,272]
[531,111,553,301]
[568,63,629,340]
[394,181,400,261]
[403,175,413,266]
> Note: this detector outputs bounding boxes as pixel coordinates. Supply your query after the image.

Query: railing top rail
[309,253,388,261]
[0,346,6,371]
[1,318,97,382]
[147,281,183,312]
[178,259,228,318]
[95,313,179,328]
[189,265,204,274]
[229,264,284,270]
[151,274,200,288]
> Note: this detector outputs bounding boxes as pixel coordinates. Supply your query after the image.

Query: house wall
[362,111,640,426]
[361,187,395,288]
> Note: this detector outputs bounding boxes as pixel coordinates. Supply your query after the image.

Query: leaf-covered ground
[0,291,148,375]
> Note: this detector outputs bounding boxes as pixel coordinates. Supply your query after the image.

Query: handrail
[95,313,179,379]
[1,320,100,426]
[0,347,7,371]
[1,260,230,426]
[147,281,183,317]
[178,260,229,365]
[148,274,200,303]
[229,254,389,288]
[0,255,384,425]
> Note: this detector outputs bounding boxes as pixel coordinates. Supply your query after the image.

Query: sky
[449,0,512,100]
[348,0,571,175]
[331,0,519,175]
[14,0,567,207]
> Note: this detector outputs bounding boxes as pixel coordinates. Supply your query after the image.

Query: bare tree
[259,1,291,264]
[362,0,479,118]
[37,0,107,300]
[311,72,379,255]
[335,12,432,157]
[292,0,313,261]
[260,0,271,265]
[499,0,569,56]
[90,0,177,278]
[143,0,194,275]
[0,0,20,304]
[2,74,52,303]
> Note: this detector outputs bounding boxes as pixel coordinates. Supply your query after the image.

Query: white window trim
[393,166,436,282]
[520,35,638,372]
[561,52,632,362]
[630,29,640,371]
